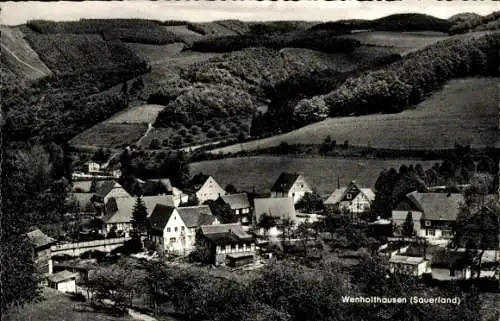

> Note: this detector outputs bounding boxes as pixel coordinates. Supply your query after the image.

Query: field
[163,25,203,45]
[104,104,166,124]
[3,287,135,321]
[190,156,438,197]
[342,31,449,54]
[210,77,500,154]
[70,123,148,150]
[0,26,52,84]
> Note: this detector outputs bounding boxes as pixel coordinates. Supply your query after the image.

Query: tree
[189,231,212,264]
[401,212,416,238]
[257,214,277,237]
[205,200,238,224]
[89,177,98,193]
[295,191,324,213]
[149,139,161,150]
[225,184,238,194]
[292,221,317,257]
[131,196,148,233]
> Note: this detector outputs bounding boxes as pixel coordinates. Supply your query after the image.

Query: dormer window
[425,221,431,227]
[346,193,352,200]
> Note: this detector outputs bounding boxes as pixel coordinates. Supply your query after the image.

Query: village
[27,157,500,307]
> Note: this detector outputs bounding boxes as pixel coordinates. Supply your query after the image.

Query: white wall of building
[196,177,226,203]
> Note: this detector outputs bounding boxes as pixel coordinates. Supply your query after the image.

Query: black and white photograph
[1,1,500,320]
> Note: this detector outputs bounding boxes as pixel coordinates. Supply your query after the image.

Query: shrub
[229,126,239,134]
[149,139,161,150]
[179,128,188,136]
[206,130,218,138]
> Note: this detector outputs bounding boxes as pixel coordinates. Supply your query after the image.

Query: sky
[1,0,498,26]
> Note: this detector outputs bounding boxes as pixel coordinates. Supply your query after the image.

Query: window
[175,227,178,232]
[181,226,185,231]
[450,268,455,277]
[170,237,176,243]
[426,229,435,236]
[346,193,352,200]
[167,227,171,232]
[425,221,431,227]
[301,184,304,188]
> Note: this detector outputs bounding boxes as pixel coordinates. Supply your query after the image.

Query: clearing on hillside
[0,26,52,83]
[70,123,148,150]
[104,104,166,124]
[190,156,438,197]
[209,77,500,154]
[342,31,449,54]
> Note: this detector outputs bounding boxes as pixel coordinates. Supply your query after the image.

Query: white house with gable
[270,172,313,204]
[149,204,219,255]
[324,181,375,214]
[188,174,227,204]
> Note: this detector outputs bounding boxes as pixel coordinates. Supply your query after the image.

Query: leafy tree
[295,191,324,213]
[292,221,318,257]
[89,177,98,193]
[401,212,416,238]
[225,184,238,194]
[131,196,148,233]
[149,139,161,150]
[205,200,238,224]
[257,214,278,237]
[189,231,213,264]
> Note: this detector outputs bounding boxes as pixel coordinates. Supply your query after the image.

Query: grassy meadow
[3,287,135,321]
[104,104,166,124]
[210,77,500,154]
[190,156,438,197]
[70,123,148,149]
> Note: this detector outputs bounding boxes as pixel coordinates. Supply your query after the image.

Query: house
[87,161,101,174]
[392,192,464,240]
[26,228,56,275]
[218,193,252,225]
[270,172,312,203]
[187,174,227,204]
[47,270,79,293]
[199,223,256,266]
[102,195,176,236]
[388,255,429,277]
[149,204,219,255]
[324,181,375,214]
[93,181,132,204]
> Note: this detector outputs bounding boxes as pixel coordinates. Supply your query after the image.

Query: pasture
[342,31,449,54]
[70,123,148,149]
[209,77,500,154]
[104,104,165,124]
[190,156,438,197]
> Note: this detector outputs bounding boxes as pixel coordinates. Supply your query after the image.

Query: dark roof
[220,193,250,210]
[177,206,215,228]
[431,249,469,269]
[27,229,56,249]
[95,181,119,197]
[406,192,464,221]
[103,196,176,224]
[271,172,300,193]
[47,270,79,283]
[149,204,176,231]
[200,223,253,245]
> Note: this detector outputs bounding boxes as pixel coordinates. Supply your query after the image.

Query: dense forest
[250,32,500,137]
[310,13,453,33]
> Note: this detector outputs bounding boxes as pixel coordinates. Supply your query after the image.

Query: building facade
[270,173,313,204]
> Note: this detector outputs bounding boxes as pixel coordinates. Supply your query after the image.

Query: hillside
[208,77,500,154]
[449,11,500,34]
[311,13,453,33]
[0,26,52,86]
[190,156,438,197]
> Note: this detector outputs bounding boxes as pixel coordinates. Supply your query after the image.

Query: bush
[206,130,218,138]
[229,126,239,134]
[149,139,161,150]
